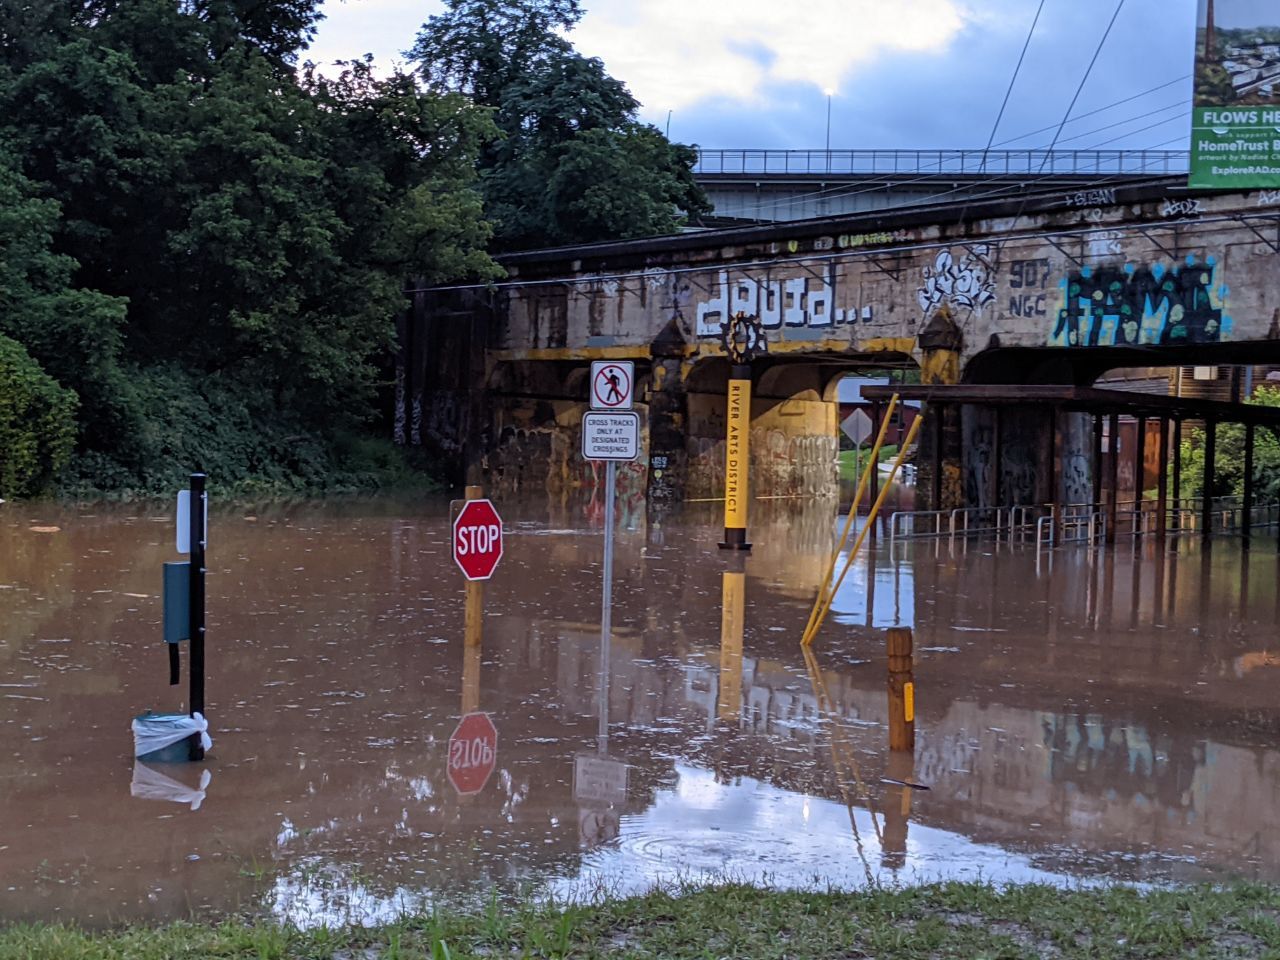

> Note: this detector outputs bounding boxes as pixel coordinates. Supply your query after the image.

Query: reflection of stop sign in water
[453,499,503,581]
[447,711,497,796]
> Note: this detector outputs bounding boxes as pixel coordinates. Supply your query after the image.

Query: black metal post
[1106,414,1120,545]
[1092,415,1104,510]
[1243,422,1256,545]
[1133,416,1146,536]
[931,404,944,520]
[990,407,1002,512]
[1172,418,1183,531]
[188,472,207,761]
[869,401,882,516]
[1202,419,1216,544]
[1156,418,1169,545]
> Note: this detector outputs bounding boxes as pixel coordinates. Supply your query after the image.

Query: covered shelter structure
[862,384,1280,546]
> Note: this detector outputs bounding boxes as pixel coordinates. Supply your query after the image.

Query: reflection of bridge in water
[564,514,1280,884]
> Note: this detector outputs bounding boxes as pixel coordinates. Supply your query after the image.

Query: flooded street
[2,495,1279,927]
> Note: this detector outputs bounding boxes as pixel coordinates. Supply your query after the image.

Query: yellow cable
[802,411,925,647]
[801,396,899,642]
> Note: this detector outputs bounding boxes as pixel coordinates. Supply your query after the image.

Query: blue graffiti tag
[1051,256,1231,347]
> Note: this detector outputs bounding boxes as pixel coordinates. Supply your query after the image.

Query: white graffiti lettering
[1160,197,1204,219]
[1086,230,1125,258]
[917,244,998,318]
[1257,189,1280,207]
[1064,188,1117,208]
[693,268,871,337]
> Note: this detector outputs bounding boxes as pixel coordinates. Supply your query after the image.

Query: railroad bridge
[401,177,1280,517]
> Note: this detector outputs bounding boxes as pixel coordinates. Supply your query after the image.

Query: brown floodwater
[1,494,1278,927]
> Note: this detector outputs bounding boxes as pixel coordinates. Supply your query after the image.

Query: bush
[0,334,77,498]
[1177,385,1280,501]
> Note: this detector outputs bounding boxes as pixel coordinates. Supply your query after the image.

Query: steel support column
[1243,422,1256,544]
[1201,418,1217,543]
[1156,417,1169,545]
[1106,414,1119,545]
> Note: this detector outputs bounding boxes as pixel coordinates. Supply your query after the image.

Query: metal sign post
[583,366,637,751]
[187,473,207,761]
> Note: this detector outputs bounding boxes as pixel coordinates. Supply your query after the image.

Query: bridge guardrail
[692,148,1190,177]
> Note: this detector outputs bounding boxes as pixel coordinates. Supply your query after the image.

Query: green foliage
[409,0,582,106]
[0,1,497,498]
[0,335,77,499]
[1177,386,1280,502]
[411,0,710,250]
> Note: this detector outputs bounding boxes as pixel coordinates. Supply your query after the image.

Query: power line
[696,74,1192,219]
[991,74,1188,148]
[1054,100,1186,146]
[1037,0,1127,171]
[980,0,1048,172]
[722,104,1185,220]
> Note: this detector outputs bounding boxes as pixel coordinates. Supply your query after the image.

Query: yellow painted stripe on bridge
[489,346,654,362]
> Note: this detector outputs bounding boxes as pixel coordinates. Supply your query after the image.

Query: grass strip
[4,882,1280,959]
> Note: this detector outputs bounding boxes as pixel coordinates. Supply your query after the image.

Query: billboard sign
[1191,0,1280,188]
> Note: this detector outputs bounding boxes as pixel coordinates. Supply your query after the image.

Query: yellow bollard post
[887,626,914,753]
[720,364,752,551]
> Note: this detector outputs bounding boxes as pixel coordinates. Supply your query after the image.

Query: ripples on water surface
[1,496,1278,927]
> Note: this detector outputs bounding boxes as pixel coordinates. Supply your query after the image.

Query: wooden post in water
[462,485,484,714]
[887,627,914,753]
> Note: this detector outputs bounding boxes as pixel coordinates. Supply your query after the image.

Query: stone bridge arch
[680,349,919,502]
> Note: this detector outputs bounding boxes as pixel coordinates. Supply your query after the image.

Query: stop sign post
[453,498,503,581]
[447,711,498,796]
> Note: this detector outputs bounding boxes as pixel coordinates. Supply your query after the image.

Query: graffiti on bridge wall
[917,244,999,320]
[694,267,873,337]
[1050,256,1232,347]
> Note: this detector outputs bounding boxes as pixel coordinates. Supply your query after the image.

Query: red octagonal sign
[447,711,498,796]
[453,498,503,581]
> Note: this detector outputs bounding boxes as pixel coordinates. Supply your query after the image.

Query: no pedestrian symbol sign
[591,360,634,410]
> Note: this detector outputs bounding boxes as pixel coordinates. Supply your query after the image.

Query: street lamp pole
[825,93,832,157]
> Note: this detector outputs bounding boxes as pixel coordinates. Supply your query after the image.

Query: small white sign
[574,754,629,805]
[175,491,208,554]
[582,412,640,461]
[590,360,635,410]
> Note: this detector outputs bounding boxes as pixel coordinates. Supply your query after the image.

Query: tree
[0,147,137,462]
[0,0,498,494]
[0,334,78,499]
[410,0,709,250]
[1177,386,1280,503]
[409,0,581,106]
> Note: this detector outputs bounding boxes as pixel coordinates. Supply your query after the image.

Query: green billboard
[1191,0,1280,188]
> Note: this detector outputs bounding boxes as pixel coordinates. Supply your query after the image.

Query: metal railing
[692,148,1190,177]
[889,496,1280,549]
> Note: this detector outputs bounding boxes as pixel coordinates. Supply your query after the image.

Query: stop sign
[446,711,498,796]
[453,498,503,580]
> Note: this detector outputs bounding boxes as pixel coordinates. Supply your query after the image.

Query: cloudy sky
[308,0,1199,153]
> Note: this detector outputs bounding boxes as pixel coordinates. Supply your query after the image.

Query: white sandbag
[131,762,212,811]
[131,711,212,758]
